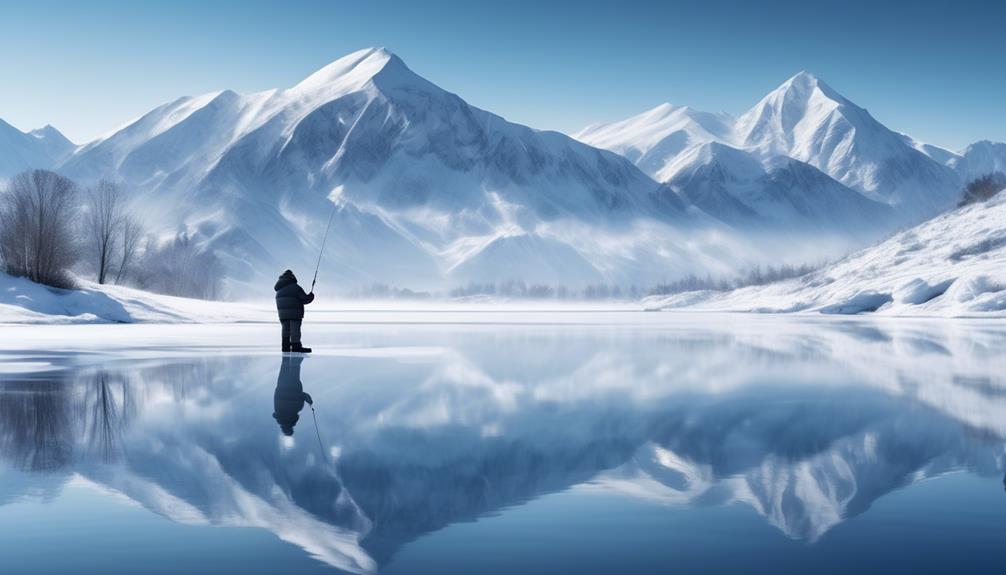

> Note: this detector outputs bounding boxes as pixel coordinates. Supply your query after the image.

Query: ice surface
[2,314,1005,571]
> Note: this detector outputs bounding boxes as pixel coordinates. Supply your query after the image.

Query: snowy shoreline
[5,277,1006,326]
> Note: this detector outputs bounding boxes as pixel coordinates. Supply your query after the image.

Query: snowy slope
[0,273,267,324]
[0,119,74,178]
[577,72,963,224]
[645,188,1006,316]
[574,103,733,182]
[666,141,895,236]
[59,48,756,293]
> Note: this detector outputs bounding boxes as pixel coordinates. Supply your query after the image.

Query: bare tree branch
[0,170,80,288]
[83,180,128,284]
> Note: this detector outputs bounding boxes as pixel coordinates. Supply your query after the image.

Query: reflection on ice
[1,317,1005,572]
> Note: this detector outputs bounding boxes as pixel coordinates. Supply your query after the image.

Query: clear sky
[1,0,1002,150]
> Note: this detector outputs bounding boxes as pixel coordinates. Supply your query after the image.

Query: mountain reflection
[1,318,1005,573]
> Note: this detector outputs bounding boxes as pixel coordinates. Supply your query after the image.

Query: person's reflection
[273,356,314,436]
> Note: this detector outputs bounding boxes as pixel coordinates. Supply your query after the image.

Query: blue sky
[1,0,1002,149]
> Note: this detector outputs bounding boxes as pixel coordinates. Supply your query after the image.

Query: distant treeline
[647,263,818,296]
[346,281,647,300]
[0,169,222,299]
[344,266,818,301]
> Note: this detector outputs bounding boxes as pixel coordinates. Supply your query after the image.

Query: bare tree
[114,215,142,285]
[134,232,223,299]
[83,180,129,284]
[0,170,80,288]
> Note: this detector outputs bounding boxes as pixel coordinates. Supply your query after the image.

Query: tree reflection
[0,370,139,470]
[0,379,73,471]
[79,371,134,463]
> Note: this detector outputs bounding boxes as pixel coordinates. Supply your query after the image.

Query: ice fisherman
[273,355,313,436]
[275,269,315,353]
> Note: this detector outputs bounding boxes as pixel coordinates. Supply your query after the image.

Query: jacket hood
[275,270,297,291]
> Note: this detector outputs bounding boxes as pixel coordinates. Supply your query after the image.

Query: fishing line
[310,404,329,465]
[308,402,373,532]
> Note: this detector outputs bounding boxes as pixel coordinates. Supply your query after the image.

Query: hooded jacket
[274,270,315,321]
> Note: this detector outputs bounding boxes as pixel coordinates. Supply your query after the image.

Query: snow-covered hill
[0,272,265,324]
[58,48,756,293]
[645,189,1006,316]
[577,72,966,225]
[0,119,74,178]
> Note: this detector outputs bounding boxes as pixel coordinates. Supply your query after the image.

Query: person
[273,355,313,436]
[275,269,315,353]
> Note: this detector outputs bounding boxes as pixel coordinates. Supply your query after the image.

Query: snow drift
[0,272,265,324]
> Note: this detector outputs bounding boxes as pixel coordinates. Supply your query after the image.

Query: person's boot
[291,343,312,354]
[282,339,291,353]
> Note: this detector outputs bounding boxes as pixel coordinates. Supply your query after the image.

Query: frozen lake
[2,311,1006,574]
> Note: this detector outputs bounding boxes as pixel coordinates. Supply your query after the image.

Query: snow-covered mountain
[58,48,756,293]
[645,186,1006,315]
[942,140,1006,181]
[575,103,733,182]
[577,72,965,224]
[8,55,1002,294]
[0,119,74,178]
[666,141,895,233]
[735,72,961,215]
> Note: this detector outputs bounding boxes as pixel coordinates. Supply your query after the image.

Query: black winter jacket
[275,270,314,321]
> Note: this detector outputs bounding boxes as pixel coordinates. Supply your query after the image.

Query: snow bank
[0,273,269,324]
[645,190,1006,317]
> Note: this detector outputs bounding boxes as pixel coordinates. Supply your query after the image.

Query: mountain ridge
[0,119,75,177]
[3,54,1005,294]
[52,47,758,293]
[577,71,979,224]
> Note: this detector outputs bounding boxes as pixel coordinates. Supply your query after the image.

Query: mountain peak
[734,71,851,155]
[292,47,405,93]
[787,70,819,85]
[648,102,681,115]
[30,124,72,144]
[770,70,844,104]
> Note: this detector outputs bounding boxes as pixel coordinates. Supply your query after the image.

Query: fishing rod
[308,401,373,532]
[311,201,338,292]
